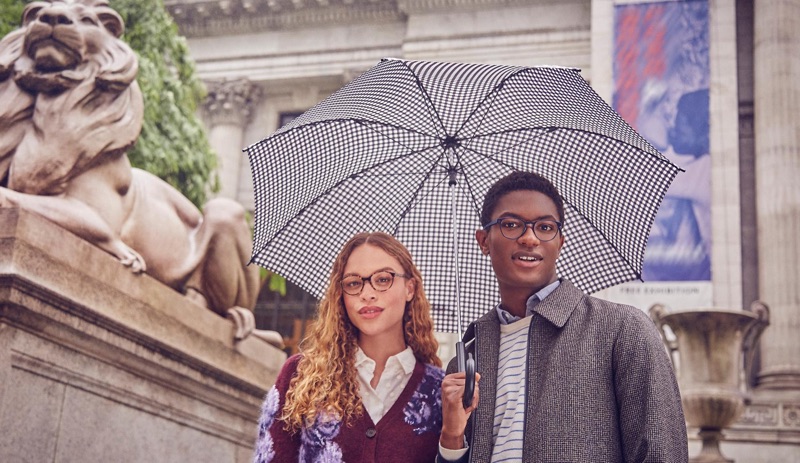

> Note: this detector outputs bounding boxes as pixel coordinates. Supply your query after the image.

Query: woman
[253,232,444,463]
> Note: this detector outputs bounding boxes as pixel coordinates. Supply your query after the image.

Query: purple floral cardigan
[253,354,444,463]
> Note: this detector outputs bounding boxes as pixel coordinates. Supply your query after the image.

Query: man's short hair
[480,171,565,226]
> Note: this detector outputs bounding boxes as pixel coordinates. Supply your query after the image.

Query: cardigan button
[365,428,377,438]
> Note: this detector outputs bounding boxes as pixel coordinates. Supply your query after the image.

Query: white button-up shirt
[355,346,416,423]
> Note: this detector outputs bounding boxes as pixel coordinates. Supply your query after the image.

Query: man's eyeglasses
[483,217,562,241]
[341,270,409,296]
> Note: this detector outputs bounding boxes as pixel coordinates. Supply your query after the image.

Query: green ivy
[0,0,24,37]
[0,0,218,207]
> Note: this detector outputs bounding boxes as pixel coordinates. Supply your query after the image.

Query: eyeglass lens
[498,218,560,241]
[341,271,396,295]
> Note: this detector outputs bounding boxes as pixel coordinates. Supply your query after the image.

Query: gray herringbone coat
[440,280,689,463]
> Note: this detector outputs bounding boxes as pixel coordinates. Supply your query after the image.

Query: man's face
[475,189,564,297]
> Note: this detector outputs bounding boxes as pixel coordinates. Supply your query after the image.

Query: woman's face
[342,244,414,346]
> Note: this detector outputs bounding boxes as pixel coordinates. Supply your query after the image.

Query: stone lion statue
[0,0,277,344]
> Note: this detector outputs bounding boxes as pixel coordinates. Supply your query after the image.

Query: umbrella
[246,57,679,336]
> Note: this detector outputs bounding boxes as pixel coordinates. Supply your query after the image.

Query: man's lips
[511,252,543,263]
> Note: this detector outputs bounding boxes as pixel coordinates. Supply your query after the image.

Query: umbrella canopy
[246,58,679,334]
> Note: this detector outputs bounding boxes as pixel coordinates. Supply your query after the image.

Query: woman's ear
[405,277,416,302]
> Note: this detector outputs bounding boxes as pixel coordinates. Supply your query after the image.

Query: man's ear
[475,229,489,256]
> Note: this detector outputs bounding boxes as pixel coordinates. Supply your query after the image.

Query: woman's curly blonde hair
[279,232,441,431]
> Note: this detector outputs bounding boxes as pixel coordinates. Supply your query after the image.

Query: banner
[607,0,711,309]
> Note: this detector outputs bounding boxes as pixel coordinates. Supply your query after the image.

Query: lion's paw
[114,241,147,273]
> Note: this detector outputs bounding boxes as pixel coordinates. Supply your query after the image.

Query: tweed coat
[439,280,689,463]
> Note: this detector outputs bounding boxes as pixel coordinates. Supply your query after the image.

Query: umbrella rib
[457,167,489,221]
[561,200,643,280]
[396,60,448,136]
[455,67,529,139]
[351,119,441,155]
[390,153,450,236]
[271,117,443,142]
[461,126,683,172]
[455,127,558,173]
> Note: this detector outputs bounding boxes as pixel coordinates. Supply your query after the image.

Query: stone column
[203,79,261,200]
[753,0,800,390]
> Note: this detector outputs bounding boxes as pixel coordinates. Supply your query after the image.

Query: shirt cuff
[439,442,469,461]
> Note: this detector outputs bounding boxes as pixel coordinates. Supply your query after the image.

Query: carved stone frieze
[164,0,550,37]
[203,78,262,127]
[396,0,555,14]
[734,401,800,431]
[785,405,800,427]
[737,404,780,426]
[165,0,405,37]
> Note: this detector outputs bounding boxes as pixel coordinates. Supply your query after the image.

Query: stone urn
[649,303,770,463]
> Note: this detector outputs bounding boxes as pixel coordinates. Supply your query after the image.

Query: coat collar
[529,279,584,328]
[469,279,584,333]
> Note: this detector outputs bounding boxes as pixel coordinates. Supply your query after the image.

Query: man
[438,171,688,462]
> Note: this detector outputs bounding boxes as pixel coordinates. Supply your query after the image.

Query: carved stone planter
[650,303,770,463]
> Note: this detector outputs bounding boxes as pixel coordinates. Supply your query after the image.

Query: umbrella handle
[456,341,476,409]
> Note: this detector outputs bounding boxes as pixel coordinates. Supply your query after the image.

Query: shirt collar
[495,279,562,325]
[355,346,416,375]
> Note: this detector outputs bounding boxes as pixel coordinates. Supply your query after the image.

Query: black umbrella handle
[456,341,476,409]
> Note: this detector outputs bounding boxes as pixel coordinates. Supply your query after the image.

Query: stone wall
[0,207,286,462]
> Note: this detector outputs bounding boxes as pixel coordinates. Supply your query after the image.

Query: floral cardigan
[253,354,444,463]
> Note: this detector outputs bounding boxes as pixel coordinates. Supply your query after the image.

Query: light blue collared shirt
[495,279,561,325]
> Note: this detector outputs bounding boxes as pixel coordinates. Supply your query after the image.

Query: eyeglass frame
[340,270,410,296]
[483,216,563,242]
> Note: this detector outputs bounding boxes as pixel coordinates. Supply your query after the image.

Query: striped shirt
[491,280,560,462]
[491,316,532,462]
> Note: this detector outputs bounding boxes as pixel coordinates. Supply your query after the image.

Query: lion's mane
[0,0,143,193]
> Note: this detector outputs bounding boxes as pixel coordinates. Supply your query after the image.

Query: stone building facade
[165,0,800,460]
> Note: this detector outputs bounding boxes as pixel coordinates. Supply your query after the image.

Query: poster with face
[607,0,711,309]
[614,0,711,282]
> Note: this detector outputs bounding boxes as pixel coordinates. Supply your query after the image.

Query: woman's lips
[358,306,384,319]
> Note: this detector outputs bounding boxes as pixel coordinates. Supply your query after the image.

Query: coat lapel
[522,280,585,461]
[468,311,500,461]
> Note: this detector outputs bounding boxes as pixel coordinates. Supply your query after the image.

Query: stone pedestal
[0,207,286,462]
[651,305,770,463]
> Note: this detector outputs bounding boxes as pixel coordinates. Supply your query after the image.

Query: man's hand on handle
[440,371,480,450]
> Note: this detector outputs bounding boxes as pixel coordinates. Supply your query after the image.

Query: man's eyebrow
[496,212,558,221]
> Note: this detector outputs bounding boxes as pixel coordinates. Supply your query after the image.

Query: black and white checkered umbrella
[246,58,679,334]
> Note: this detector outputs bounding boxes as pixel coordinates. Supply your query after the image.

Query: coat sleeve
[253,354,303,463]
[613,308,689,462]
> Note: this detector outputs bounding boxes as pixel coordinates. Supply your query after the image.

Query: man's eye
[502,221,520,228]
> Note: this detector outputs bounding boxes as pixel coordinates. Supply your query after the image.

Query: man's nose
[518,225,541,245]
